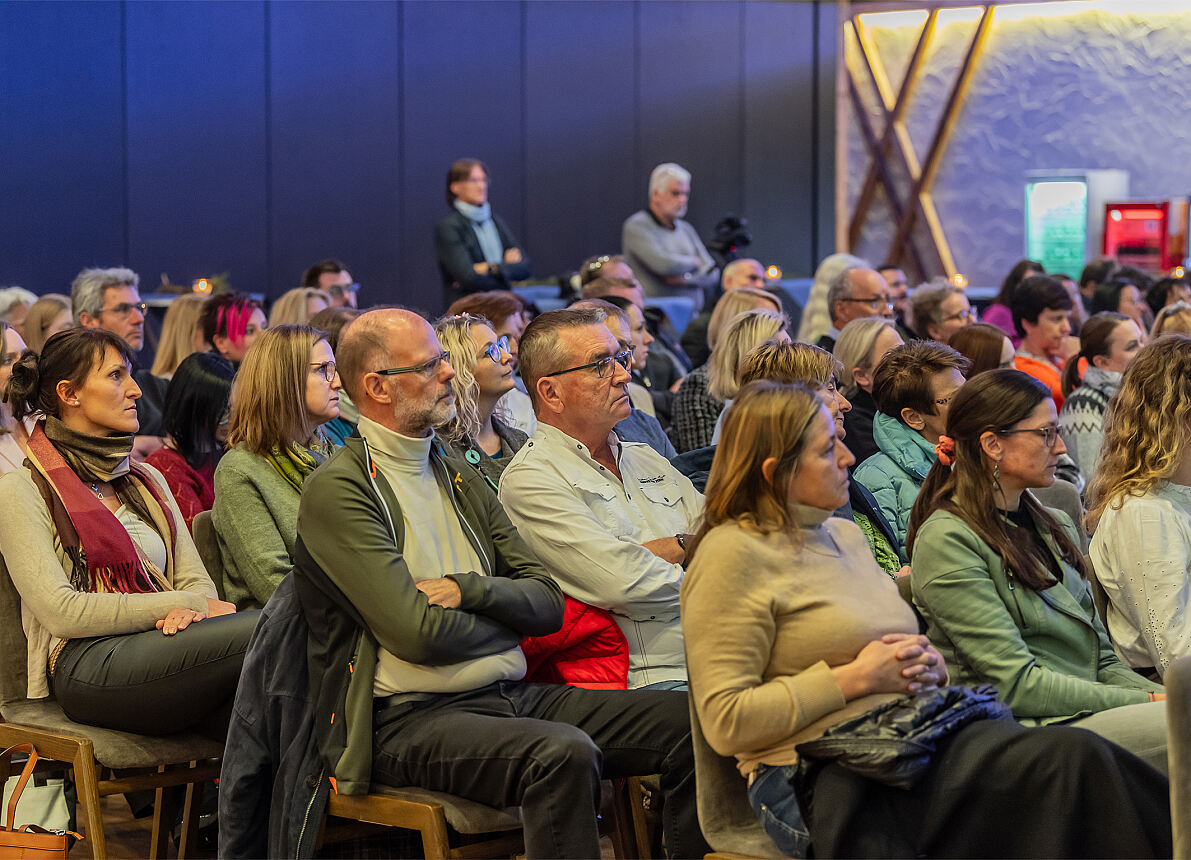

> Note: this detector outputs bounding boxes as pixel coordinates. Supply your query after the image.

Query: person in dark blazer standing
[434,158,531,306]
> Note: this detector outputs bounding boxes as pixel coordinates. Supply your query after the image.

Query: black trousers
[53,611,258,739]
[372,680,710,859]
[805,718,1172,858]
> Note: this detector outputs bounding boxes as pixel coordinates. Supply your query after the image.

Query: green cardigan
[910,503,1161,725]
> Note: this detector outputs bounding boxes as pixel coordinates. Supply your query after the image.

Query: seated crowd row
[0,248,1187,858]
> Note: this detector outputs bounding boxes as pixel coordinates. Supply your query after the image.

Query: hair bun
[4,350,41,416]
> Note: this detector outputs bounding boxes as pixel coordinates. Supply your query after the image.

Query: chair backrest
[1165,655,1191,857]
[1032,480,1088,553]
[0,551,31,709]
[644,296,696,336]
[191,511,225,600]
[1083,553,1111,628]
[687,695,783,857]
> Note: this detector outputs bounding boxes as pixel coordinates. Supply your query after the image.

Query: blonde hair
[269,287,331,327]
[226,324,328,455]
[1086,334,1191,530]
[706,287,780,351]
[1151,301,1191,337]
[21,294,71,355]
[832,317,897,395]
[739,341,841,390]
[433,313,497,443]
[708,308,788,400]
[692,381,823,553]
[151,294,207,377]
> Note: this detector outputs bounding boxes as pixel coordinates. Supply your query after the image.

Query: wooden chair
[0,553,221,858]
[190,510,225,601]
[1166,654,1191,858]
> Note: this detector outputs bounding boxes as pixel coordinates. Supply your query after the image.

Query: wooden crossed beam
[845,4,996,282]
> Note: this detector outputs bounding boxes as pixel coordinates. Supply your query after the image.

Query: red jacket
[522,597,629,690]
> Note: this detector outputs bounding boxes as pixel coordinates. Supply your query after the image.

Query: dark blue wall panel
[0,1,126,294]
[269,0,401,299]
[125,0,268,293]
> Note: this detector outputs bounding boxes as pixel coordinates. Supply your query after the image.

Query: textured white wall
[846,6,1191,287]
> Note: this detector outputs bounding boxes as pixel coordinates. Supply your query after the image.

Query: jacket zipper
[296,769,324,856]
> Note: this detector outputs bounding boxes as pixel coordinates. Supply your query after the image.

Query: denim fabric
[747,764,810,858]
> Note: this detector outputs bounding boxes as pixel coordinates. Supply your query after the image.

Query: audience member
[983,258,1044,343]
[200,291,267,369]
[448,289,536,435]
[682,379,1171,859]
[269,287,330,327]
[1079,257,1118,313]
[703,286,781,368]
[0,287,38,329]
[909,283,975,344]
[1152,300,1191,337]
[949,322,1014,377]
[834,316,903,465]
[572,298,677,458]
[309,306,363,444]
[0,320,31,475]
[0,328,252,736]
[877,261,913,338]
[435,158,531,300]
[150,293,209,378]
[1091,277,1147,331]
[301,258,358,308]
[432,313,524,485]
[622,162,719,312]
[72,267,168,443]
[212,325,340,609]
[819,266,893,352]
[20,293,72,355]
[1053,272,1088,335]
[908,369,1167,772]
[1146,274,1191,317]
[1010,274,1076,408]
[500,308,703,689]
[795,253,869,346]
[681,258,768,366]
[1058,312,1142,479]
[853,341,969,559]
[144,352,235,531]
[1087,335,1191,678]
[291,308,707,858]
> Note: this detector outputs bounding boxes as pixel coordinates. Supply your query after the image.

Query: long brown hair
[906,369,1086,591]
[949,323,1009,377]
[690,381,822,557]
[1060,311,1128,397]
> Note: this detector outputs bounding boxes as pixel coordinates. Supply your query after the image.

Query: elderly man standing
[500,308,702,691]
[622,163,718,313]
[71,266,166,447]
[819,266,894,352]
[293,308,706,860]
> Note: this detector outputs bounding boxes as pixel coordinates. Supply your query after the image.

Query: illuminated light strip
[861,0,1191,29]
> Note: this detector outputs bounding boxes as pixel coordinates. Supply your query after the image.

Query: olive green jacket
[910,503,1160,725]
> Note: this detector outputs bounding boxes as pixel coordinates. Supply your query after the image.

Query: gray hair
[71,267,139,325]
[571,298,630,336]
[0,287,38,322]
[519,307,608,412]
[825,267,861,325]
[910,283,963,333]
[649,162,691,197]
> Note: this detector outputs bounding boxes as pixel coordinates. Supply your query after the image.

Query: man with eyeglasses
[290,307,707,859]
[911,283,976,346]
[301,258,359,309]
[71,266,166,450]
[500,308,702,692]
[820,266,895,352]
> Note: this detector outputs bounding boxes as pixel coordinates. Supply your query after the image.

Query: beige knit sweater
[681,505,919,776]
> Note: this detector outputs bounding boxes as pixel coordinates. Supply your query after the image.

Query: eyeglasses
[481,335,511,364]
[999,424,1063,449]
[934,392,958,408]
[310,360,338,383]
[101,301,147,318]
[329,283,359,297]
[839,296,894,312]
[941,307,978,324]
[375,351,451,378]
[543,349,633,379]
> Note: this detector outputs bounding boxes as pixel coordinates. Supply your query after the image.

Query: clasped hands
[835,633,948,699]
[156,598,236,636]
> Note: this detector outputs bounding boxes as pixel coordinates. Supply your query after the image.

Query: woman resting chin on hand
[680,380,1171,858]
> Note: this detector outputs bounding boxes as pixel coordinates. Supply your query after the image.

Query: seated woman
[0,328,254,737]
[0,320,31,476]
[1146,275,1191,319]
[981,258,1043,345]
[309,306,363,445]
[1010,275,1077,408]
[268,287,331,327]
[20,294,72,356]
[447,289,536,435]
[1090,277,1147,332]
[700,307,789,447]
[1152,300,1191,338]
[833,316,903,464]
[1058,311,1142,479]
[682,380,1170,858]
[1087,336,1191,678]
[432,313,524,486]
[145,352,235,531]
[949,322,1015,377]
[212,325,341,609]
[150,293,209,379]
[199,292,267,369]
[908,369,1167,773]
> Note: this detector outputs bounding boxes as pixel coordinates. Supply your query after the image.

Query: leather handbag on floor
[0,744,81,859]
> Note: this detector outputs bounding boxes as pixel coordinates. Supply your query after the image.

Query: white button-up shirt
[499,422,703,687]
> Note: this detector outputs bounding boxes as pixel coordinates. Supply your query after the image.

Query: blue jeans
[747,764,810,858]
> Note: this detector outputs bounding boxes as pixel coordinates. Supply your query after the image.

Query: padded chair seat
[367,784,522,833]
[1,699,223,769]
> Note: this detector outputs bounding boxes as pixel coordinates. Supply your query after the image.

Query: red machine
[1102,199,1189,275]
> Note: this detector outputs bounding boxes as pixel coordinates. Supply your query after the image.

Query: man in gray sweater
[622,162,719,313]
